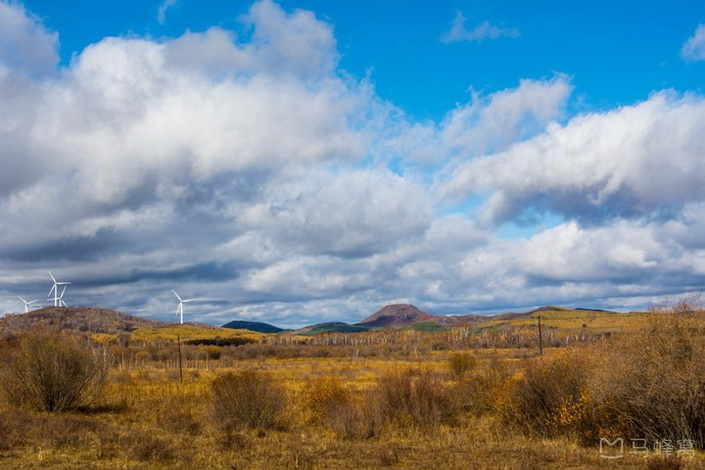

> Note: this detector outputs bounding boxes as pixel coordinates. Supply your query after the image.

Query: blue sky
[23,0,705,118]
[1,0,705,327]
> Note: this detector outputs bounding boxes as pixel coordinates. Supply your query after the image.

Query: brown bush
[501,350,592,438]
[590,312,705,448]
[457,358,510,417]
[211,368,288,432]
[305,376,371,439]
[368,368,462,430]
[0,331,108,412]
[448,351,476,379]
[306,376,351,424]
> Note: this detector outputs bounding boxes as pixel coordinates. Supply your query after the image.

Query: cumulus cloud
[383,76,571,167]
[1,0,704,325]
[439,76,571,157]
[444,92,705,225]
[441,11,519,44]
[681,24,705,61]
[0,1,58,77]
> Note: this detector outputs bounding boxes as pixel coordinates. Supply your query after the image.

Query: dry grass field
[1,303,705,469]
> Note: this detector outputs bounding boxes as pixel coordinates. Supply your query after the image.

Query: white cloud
[441,11,519,44]
[519,220,664,282]
[157,0,178,25]
[681,24,705,61]
[439,76,571,157]
[383,76,571,167]
[242,0,338,77]
[444,92,705,224]
[0,1,58,77]
[1,0,705,325]
[240,168,432,258]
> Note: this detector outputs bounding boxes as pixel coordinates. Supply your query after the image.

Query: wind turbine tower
[48,270,71,307]
[17,295,38,313]
[172,290,196,325]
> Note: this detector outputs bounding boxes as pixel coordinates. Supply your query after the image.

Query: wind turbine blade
[28,300,38,305]
[57,282,71,285]
[60,285,67,298]
[60,300,67,307]
[49,285,56,296]
[172,289,183,302]
[183,299,196,303]
[48,270,56,282]
[17,295,26,303]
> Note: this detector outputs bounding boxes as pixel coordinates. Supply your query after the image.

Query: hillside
[222,320,285,333]
[357,304,442,328]
[0,306,227,340]
[295,322,371,335]
[472,305,644,334]
[0,307,172,337]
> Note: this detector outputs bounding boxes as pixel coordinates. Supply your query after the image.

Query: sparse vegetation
[0,301,704,468]
[211,368,288,433]
[368,368,462,430]
[0,331,108,412]
[448,351,476,378]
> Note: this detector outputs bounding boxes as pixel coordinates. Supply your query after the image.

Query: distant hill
[355,304,483,328]
[222,320,285,333]
[295,322,371,335]
[0,306,164,337]
[0,306,216,338]
[357,304,441,328]
[3,304,634,339]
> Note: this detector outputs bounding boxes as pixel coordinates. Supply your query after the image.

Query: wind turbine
[172,290,196,325]
[55,285,68,307]
[48,270,71,307]
[17,295,39,313]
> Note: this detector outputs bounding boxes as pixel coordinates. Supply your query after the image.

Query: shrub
[211,369,288,432]
[306,376,351,424]
[456,358,510,417]
[448,352,476,379]
[368,368,461,430]
[501,351,592,438]
[590,312,705,448]
[305,376,369,439]
[0,331,108,412]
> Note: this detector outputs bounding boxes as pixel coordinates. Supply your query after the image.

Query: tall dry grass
[499,299,705,450]
[0,331,108,412]
[590,311,705,447]
[500,349,592,439]
[210,368,288,435]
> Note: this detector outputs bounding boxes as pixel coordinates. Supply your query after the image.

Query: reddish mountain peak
[358,304,439,327]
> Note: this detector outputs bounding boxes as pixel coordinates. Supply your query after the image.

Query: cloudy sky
[1,0,705,327]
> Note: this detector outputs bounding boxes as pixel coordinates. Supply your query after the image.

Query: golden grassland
[2,308,705,469]
[474,308,647,334]
[2,353,688,469]
[91,325,264,345]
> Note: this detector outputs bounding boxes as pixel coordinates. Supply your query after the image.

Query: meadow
[0,303,704,469]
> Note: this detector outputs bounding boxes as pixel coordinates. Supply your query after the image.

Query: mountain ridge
[0,306,206,337]
[1,304,621,337]
[222,320,285,333]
